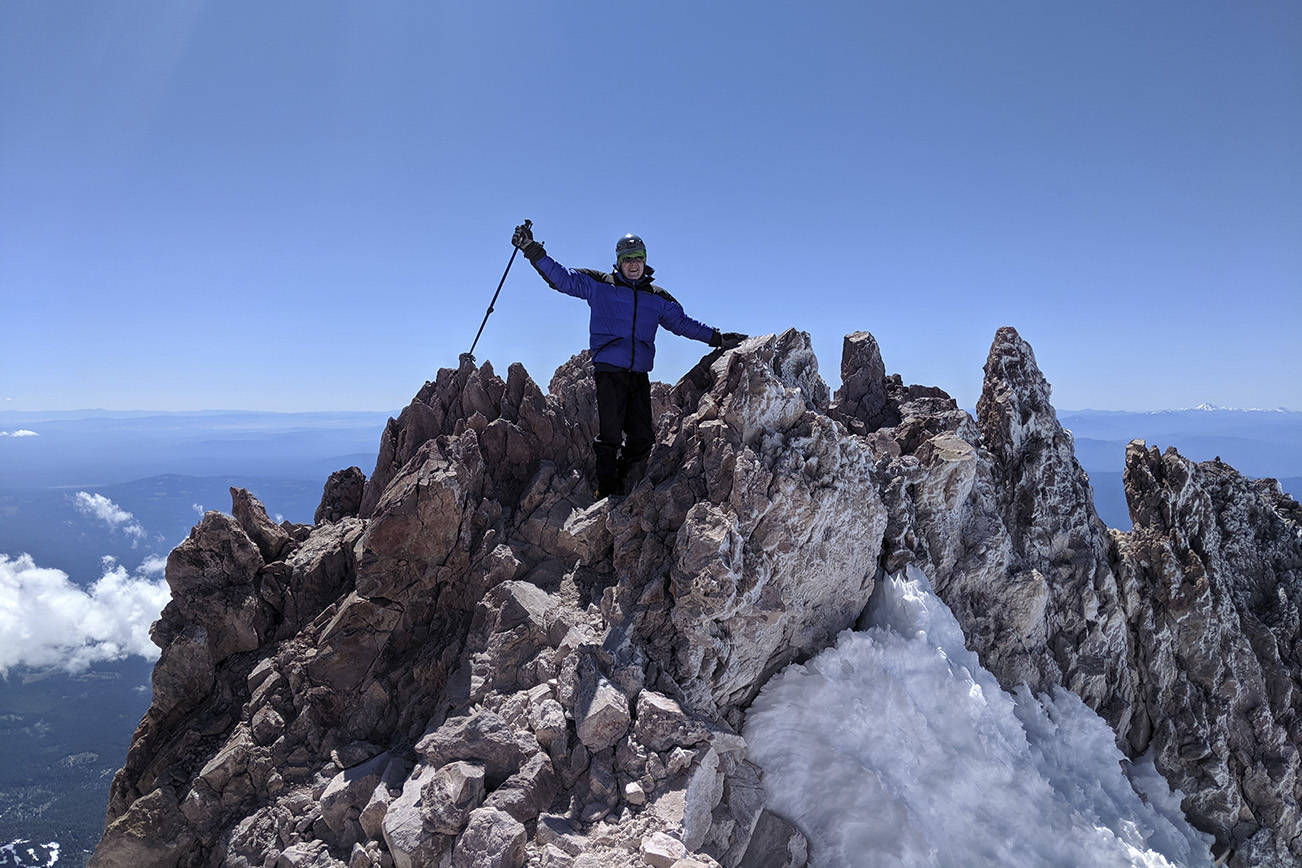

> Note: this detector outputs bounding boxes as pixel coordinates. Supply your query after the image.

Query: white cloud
[0,429,39,438]
[74,493,134,525]
[138,555,168,577]
[192,503,205,517]
[74,492,146,541]
[0,554,170,674]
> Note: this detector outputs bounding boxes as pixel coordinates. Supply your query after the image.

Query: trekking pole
[466,219,531,361]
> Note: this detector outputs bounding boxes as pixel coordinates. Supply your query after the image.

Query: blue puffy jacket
[530,254,716,372]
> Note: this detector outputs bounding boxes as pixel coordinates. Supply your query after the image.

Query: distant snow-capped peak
[1187,403,1293,413]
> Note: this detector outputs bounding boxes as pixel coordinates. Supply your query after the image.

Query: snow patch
[0,839,60,867]
[744,565,1215,867]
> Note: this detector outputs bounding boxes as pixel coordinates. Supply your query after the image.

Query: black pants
[594,369,653,495]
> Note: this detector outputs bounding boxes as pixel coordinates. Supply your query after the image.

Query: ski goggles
[617,249,646,263]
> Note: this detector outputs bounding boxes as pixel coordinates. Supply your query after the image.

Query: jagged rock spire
[977,325,1057,460]
[831,330,899,432]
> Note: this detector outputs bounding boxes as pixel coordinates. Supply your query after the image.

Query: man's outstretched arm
[658,297,746,349]
[512,222,597,300]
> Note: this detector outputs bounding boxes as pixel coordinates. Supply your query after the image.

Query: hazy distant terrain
[0,410,390,490]
[0,410,392,866]
[0,659,154,863]
[0,476,327,586]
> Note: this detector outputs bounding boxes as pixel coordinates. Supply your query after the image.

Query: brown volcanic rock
[98,507,279,850]
[354,432,490,602]
[266,517,364,641]
[359,355,590,520]
[92,787,196,868]
[232,487,292,563]
[97,495,374,865]
[315,466,366,525]
[830,330,899,433]
[163,510,269,663]
[416,712,539,787]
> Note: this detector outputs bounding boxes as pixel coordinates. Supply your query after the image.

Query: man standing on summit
[511,222,745,499]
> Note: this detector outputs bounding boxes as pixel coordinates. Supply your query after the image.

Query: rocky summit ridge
[92,327,1302,868]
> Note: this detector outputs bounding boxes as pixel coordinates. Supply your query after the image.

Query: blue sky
[2,1,1298,412]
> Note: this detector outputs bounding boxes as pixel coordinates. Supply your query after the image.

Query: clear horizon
[3,2,1299,413]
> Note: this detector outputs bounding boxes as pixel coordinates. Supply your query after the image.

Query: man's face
[619,256,645,281]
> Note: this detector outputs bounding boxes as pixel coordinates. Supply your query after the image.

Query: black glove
[511,223,533,248]
[512,223,545,262]
[712,331,747,350]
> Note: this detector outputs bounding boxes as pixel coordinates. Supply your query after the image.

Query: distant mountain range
[0,409,394,489]
[1064,404,1297,414]
[1185,403,1295,413]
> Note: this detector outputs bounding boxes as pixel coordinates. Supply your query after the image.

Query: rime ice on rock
[1113,441,1302,864]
